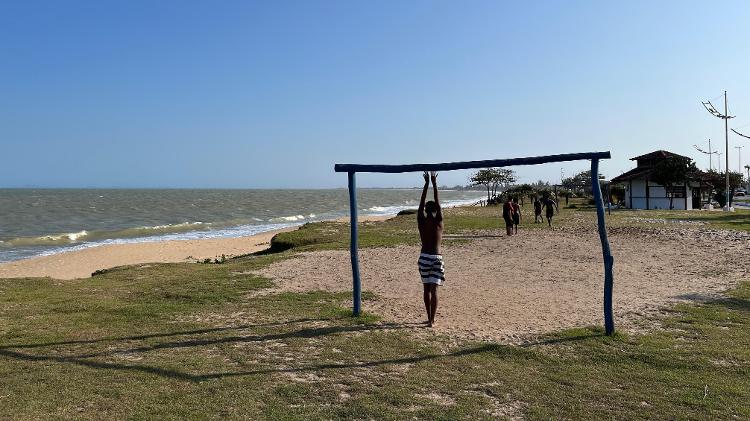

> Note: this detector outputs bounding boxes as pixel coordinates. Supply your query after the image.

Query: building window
[665,186,686,198]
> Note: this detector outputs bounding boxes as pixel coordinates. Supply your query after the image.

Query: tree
[704,170,745,207]
[504,183,535,205]
[491,168,517,198]
[650,156,698,210]
[561,170,603,196]
[469,168,517,205]
[469,169,495,204]
[557,188,573,206]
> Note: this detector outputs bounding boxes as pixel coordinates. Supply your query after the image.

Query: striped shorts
[418,253,445,286]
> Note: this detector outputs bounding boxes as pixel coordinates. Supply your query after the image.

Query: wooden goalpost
[334,151,615,335]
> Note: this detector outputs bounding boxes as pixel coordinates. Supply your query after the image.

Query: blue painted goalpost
[334,151,615,335]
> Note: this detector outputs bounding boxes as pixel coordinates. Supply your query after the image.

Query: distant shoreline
[0,190,484,264]
[0,215,391,280]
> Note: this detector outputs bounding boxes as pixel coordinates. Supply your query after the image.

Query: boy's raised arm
[431,171,442,221]
[418,171,429,219]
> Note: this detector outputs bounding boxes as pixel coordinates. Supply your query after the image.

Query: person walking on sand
[512,197,521,234]
[533,197,543,223]
[542,196,557,227]
[502,196,514,236]
[417,171,444,327]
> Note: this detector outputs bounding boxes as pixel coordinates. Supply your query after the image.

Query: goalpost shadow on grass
[0,324,604,382]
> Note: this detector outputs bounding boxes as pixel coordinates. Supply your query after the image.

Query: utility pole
[702,91,735,211]
[717,152,723,172]
[694,139,717,171]
[735,145,744,173]
[725,92,730,209]
[734,130,750,189]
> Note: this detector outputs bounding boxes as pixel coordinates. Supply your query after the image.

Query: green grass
[551,197,750,232]
[603,207,750,231]
[1,203,749,419]
[267,203,580,253]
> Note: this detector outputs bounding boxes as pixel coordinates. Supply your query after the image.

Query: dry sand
[0,215,390,280]
[256,225,750,342]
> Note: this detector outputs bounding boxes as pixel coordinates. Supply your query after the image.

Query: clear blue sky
[1,1,749,188]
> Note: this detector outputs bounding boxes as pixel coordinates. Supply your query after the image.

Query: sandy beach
[256,223,750,342]
[3,211,749,342]
[0,215,390,280]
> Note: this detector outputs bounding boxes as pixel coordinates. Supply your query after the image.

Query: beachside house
[611,150,704,210]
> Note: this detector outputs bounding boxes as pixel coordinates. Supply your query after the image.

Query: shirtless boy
[417,171,444,327]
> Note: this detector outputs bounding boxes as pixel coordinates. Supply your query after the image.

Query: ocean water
[0,189,483,263]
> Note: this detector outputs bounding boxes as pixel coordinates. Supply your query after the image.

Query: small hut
[611,150,704,210]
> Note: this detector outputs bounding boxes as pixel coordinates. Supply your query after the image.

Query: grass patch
[267,203,582,253]
[602,207,750,231]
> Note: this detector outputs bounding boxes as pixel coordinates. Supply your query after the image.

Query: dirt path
[256,227,750,342]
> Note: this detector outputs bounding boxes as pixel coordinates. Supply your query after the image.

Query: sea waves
[2,222,208,247]
[0,190,484,263]
[363,197,481,216]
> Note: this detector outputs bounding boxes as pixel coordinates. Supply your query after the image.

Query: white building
[611,150,704,210]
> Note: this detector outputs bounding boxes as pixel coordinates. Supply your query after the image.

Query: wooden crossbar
[334,151,611,173]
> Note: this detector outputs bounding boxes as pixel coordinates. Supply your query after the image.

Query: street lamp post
[694,139,717,172]
[702,91,736,211]
[735,145,743,173]
[717,152,723,172]
[731,129,750,191]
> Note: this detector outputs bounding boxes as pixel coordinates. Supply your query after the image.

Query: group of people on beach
[502,195,558,235]
[416,171,559,327]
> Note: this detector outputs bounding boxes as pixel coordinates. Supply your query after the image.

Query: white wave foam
[142,222,203,230]
[362,196,483,217]
[67,230,88,241]
[27,221,304,260]
[270,215,306,222]
[39,230,89,242]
